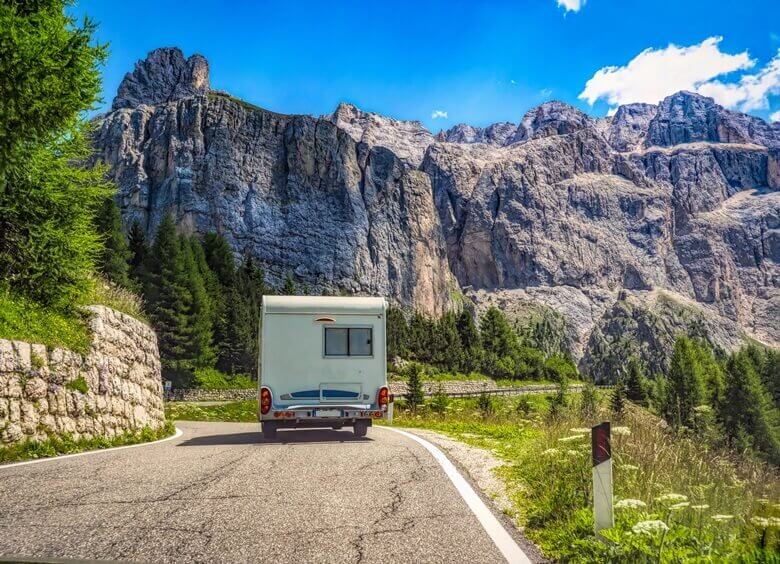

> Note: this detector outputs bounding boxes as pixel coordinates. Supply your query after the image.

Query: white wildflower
[565,450,580,457]
[615,499,647,509]
[751,517,769,528]
[656,493,688,504]
[670,502,690,511]
[542,448,559,456]
[768,517,780,528]
[620,464,639,471]
[711,514,735,522]
[569,427,591,434]
[693,405,713,413]
[632,520,669,535]
[558,434,586,443]
[691,505,710,511]
[613,426,631,436]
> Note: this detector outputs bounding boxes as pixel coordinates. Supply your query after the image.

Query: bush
[66,376,89,394]
[193,368,254,389]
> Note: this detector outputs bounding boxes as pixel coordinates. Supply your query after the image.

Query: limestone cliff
[93,48,779,380]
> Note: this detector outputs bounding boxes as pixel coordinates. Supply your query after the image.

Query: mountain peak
[112,47,210,110]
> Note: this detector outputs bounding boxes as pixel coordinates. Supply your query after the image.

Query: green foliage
[0,125,112,308]
[625,357,650,406]
[580,382,598,419]
[166,400,257,423]
[664,336,706,428]
[386,306,408,359]
[611,376,627,415]
[480,306,517,358]
[719,349,780,464]
[95,197,132,289]
[0,287,92,353]
[476,390,495,417]
[0,422,175,464]
[65,376,89,394]
[192,368,254,390]
[127,221,149,290]
[430,383,450,416]
[0,0,106,176]
[282,271,296,295]
[405,362,425,411]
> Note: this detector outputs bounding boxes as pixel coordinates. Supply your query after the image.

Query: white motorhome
[258,295,391,439]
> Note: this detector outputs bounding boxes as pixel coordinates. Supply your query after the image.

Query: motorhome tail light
[260,387,272,415]
[377,386,390,411]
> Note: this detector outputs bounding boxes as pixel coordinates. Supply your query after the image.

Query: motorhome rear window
[324,327,372,357]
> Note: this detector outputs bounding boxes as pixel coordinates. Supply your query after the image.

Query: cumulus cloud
[579,37,759,110]
[771,110,780,122]
[431,110,448,119]
[557,0,585,12]
[697,52,780,111]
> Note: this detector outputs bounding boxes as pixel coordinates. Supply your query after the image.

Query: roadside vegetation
[166,400,257,423]
[0,421,176,465]
[391,388,780,562]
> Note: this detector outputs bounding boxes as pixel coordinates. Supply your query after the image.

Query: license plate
[315,409,341,418]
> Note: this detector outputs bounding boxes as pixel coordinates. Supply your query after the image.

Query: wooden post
[592,421,614,535]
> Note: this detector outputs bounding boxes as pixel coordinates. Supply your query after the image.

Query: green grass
[0,277,146,354]
[390,395,780,562]
[0,421,176,464]
[388,366,558,387]
[0,288,92,353]
[65,375,89,394]
[192,367,255,389]
[166,400,257,422]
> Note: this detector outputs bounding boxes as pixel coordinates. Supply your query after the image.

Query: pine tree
[183,238,216,369]
[480,307,517,358]
[146,215,194,386]
[625,358,649,406]
[408,312,434,362]
[430,383,450,416]
[127,221,149,290]
[433,312,462,371]
[95,197,132,289]
[611,376,627,415]
[719,350,780,464]
[456,309,482,373]
[405,362,425,411]
[387,307,409,359]
[664,336,705,428]
[580,382,598,419]
[282,272,296,295]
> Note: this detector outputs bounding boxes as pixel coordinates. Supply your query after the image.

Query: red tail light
[377,386,389,411]
[260,387,272,415]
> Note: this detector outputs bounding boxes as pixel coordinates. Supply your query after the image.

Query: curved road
[0,422,535,563]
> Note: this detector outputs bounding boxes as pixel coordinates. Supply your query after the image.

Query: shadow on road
[177,429,374,447]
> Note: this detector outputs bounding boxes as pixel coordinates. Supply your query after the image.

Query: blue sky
[73,0,780,131]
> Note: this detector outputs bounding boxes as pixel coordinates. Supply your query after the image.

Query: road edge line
[0,426,184,470]
[380,426,531,564]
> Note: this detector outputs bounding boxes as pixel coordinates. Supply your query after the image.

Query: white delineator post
[592,421,614,535]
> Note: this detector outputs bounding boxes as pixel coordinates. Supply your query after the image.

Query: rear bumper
[258,406,388,424]
[263,418,373,429]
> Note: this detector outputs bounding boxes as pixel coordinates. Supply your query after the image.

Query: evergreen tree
[183,238,216,369]
[146,215,194,385]
[611,375,627,416]
[456,309,481,372]
[282,272,296,295]
[408,312,434,362]
[127,221,149,290]
[580,382,598,419]
[95,197,132,289]
[433,312,462,370]
[405,362,425,411]
[719,350,780,464]
[387,307,409,359]
[625,358,649,406]
[202,232,236,286]
[430,383,450,416]
[480,307,517,358]
[664,336,706,428]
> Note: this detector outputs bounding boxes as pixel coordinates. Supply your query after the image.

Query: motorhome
[258,295,391,439]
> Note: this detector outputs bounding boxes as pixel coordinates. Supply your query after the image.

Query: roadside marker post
[591,421,614,536]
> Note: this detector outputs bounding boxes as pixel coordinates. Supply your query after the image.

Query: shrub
[66,376,89,394]
[405,362,425,411]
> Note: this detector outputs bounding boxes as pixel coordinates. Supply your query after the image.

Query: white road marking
[0,426,184,470]
[381,426,532,564]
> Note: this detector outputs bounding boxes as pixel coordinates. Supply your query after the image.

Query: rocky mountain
[93,48,780,380]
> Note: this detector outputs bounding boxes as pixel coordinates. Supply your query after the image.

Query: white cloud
[540,88,553,97]
[696,52,780,111]
[557,0,585,12]
[579,37,755,110]
[431,110,448,119]
[771,110,780,122]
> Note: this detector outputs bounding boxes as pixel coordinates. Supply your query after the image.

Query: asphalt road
[0,422,531,563]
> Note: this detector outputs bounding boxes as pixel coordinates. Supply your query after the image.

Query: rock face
[0,306,165,446]
[93,49,779,380]
[112,47,209,110]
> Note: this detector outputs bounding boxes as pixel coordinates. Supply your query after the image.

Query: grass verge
[166,400,257,422]
[0,421,176,465]
[192,367,255,390]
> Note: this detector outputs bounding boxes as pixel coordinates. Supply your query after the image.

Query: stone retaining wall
[0,305,165,446]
